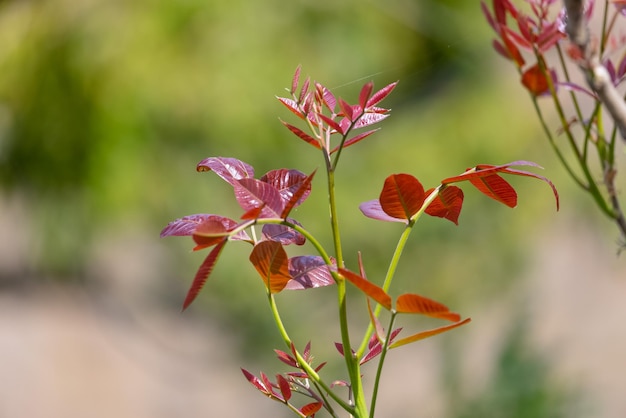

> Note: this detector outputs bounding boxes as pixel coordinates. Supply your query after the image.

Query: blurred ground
[1,213,625,418]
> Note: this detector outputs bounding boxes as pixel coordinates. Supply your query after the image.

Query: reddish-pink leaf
[521,63,551,96]
[395,293,461,322]
[303,341,312,362]
[276,374,292,402]
[262,223,305,246]
[389,318,471,348]
[241,368,270,395]
[367,298,386,347]
[196,157,254,185]
[291,65,301,95]
[250,241,291,293]
[300,402,323,416]
[285,256,335,290]
[469,174,517,208]
[299,76,311,104]
[379,174,425,220]
[275,349,298,368]
[182,239,227,310]
[277,97,305,119]
[425,186,464,225]
[331,129,379,153]
[281,120,321,148]
[359,81,374,110]
[192,219,232,250]
[366,81,398,108]
[161,214,247,239]
[354,112,389,129]
[321,85,336,112]
[338,268,391,310]
[269,169,316,218]
[234,178,284,218]
[260,372,277,398]
[359,199,406,223]
[338,98,353,121]
[360,328,403,365]
[317,113,344,135]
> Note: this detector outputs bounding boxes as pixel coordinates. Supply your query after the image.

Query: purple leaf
[285,256,335,290]
[234,178,284,218]
[260,169,312,208]
[262,222,306,246]
[359,199,408,223]
[196,157,254,185]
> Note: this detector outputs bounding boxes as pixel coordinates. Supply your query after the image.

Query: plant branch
[563,0,626,140]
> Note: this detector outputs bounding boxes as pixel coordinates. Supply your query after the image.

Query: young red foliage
[234,178,285,218]
[276,374,292,402]
[250,241,291,293]
[379,173,425,221]
[395,293,461,322]
[338,268,392,310]
[182,239,227,310]
[300,402,323,417]
[192,218,236,250]
[196,157,254,185]
[241,368,270,395]
[469,173,518,208]
[280,120,320,148]
[285,255,335,290]
[424,186,464,225]
[389,318,472,349]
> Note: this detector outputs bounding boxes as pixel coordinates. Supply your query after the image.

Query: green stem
[267,292,354,414]
[369,312,397,418]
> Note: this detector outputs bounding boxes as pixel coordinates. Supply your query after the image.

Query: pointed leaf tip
[182,239,227,310]
[379,173,425,220]
[338,268,391,310]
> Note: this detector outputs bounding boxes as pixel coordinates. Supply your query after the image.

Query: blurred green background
[1,0,624,417]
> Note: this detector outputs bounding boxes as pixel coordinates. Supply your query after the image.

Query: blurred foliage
[0,0,587,416]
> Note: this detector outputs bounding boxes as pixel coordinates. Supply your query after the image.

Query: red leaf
[395,293,461,322]
[501,30,525,67]
[277,97,305,119]
[360,328,403,365]
[331,129,380,153]
[317,113,344,135]
[271,169,316,218]
[338,98,353,121]
[196,157,254,185]
[425,186,464,225]
[299,76,311,104]
[338,268,391,310]
[192,219,232,250]
[366,81,398,108]
[250,241,291,293]
[276,374,292,402]
[321,85,336,112]
[285,256,335,290]
[262,223,306,246]
[234,178,284,218]
[469,173,517,208]
[182,239,227,310]
[353,112,389,129]
[275,349,298,367]
[359,199,406,223]
[521,63,554,96]
[281,120,321,148]
[389,318,471,348]
[241,368,270,395]
[291,65,301,95]
[379,174,425,220]
[160,214,248,240]
[300,402,323,417]
[359,81,374,110]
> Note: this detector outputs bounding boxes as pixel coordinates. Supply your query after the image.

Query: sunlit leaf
[196,157,254,185]
[367,298,386,345]
[276,374,292,402]
[389,318,472,349]
[234,178,284,218]
[359,199,406,223]
[260,372,277,398]
[366,81,398,108]
[299,76,311,104]
[318,113,344,135]
[281,120,321,148]
[354,112,389,129]
[338,98,354,121]
[291,65,301,95]
[395,293,461,322]
[300,402,323,417]
[321,84,336,112]
[262,223,305,246]
[470,173,517,208]
[263,169,315,217]
[338,268,391,310]
[182,239,227,310]
[286,256,335,290]
[250,241,291,293]
[424,186,464,225]
[379,174,425,220]
[160,214,247,239]
[360,328,403,365]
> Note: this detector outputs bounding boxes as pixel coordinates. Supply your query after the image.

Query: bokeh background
[1,0,625,417]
